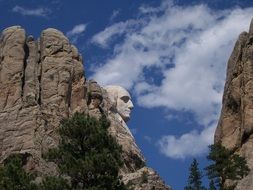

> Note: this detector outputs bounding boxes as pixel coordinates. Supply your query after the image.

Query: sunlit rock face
[215,18,253,190]
[0,26,86,175]
[0,26,170,190]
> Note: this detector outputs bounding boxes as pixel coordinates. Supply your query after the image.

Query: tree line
[0,112,250,190]
[0,113,130,190]
[184,143,249,190]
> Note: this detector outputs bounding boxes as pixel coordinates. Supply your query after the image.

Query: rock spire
[215,18,253,189]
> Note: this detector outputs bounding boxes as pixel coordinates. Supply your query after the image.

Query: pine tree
[45,112,128,190]
[184,158,206,190]
[205,142,250,190]
[0,154,37,190]
[0,113,129,190]
[38,176,70,190]
[208,180,216,190]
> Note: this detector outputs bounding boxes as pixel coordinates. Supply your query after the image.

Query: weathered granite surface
[0,26,170,190]
[215,18,253,190]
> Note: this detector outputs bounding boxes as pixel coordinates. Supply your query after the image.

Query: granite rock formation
[215,18,253,189]
[0,26,170,190]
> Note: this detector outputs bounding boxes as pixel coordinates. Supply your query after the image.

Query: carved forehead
[104,85,131,99]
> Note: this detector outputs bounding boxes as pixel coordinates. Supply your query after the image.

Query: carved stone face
[105,86,134,122]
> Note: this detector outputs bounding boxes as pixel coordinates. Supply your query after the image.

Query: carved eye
[120,96,130,103]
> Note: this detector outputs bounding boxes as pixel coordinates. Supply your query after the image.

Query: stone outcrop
[215,18,253,189]
[0,26,170,190]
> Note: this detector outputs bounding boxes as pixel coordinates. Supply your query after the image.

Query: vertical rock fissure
[21,42,29,98]
[67,68,73,110]
[37,59,42,106]
[37,37,43,106]
[0,36,2,66]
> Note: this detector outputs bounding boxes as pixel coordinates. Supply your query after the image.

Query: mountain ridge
[0,26,170,190]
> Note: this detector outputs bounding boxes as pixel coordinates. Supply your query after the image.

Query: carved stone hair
[104,85,126,108]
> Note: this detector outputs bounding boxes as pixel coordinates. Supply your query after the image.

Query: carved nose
[128,100,134,109]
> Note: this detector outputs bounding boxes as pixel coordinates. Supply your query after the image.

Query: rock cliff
[0,26,170,190]
[215,18,253,189]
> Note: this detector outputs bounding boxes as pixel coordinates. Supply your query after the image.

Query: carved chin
[120,114,130,122]
[123,116,130,122]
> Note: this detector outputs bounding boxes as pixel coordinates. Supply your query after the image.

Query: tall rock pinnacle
[0,26,170,190]
[215,18,253,189]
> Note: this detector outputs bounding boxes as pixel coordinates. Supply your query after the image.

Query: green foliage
[38,176,70,190]
[0,113,129,190]
[45,112,128,190]
[0,154,37,190]
[125,180,134,190]
[205,143,250,190]
[184,158,206,190]
[208,180,216,190]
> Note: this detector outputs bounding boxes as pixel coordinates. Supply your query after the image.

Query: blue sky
[1,0,253,189]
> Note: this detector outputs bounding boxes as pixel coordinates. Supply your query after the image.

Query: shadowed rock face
[0,26,170,190]
[215,18,253,189]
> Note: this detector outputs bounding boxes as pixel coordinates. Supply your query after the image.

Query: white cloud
[91,0,253,159]
[91,20,139,48]
[130,128,138,135]
[158,125,216,159]
[67,24,86,37]
[144,135,152,143]
[110,9,120,21]
[66,24,87,43]
[12,5,50,17]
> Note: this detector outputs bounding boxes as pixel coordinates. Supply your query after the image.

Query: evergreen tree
[184,158,206,190]
[38,176,70,190]
[0,113,129,190]
[208,180,216,190]
[205,143,250,190]
[45,112,128,190]
[0,154,37,190]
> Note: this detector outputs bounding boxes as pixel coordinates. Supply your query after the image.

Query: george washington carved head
[104,85,134,122]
